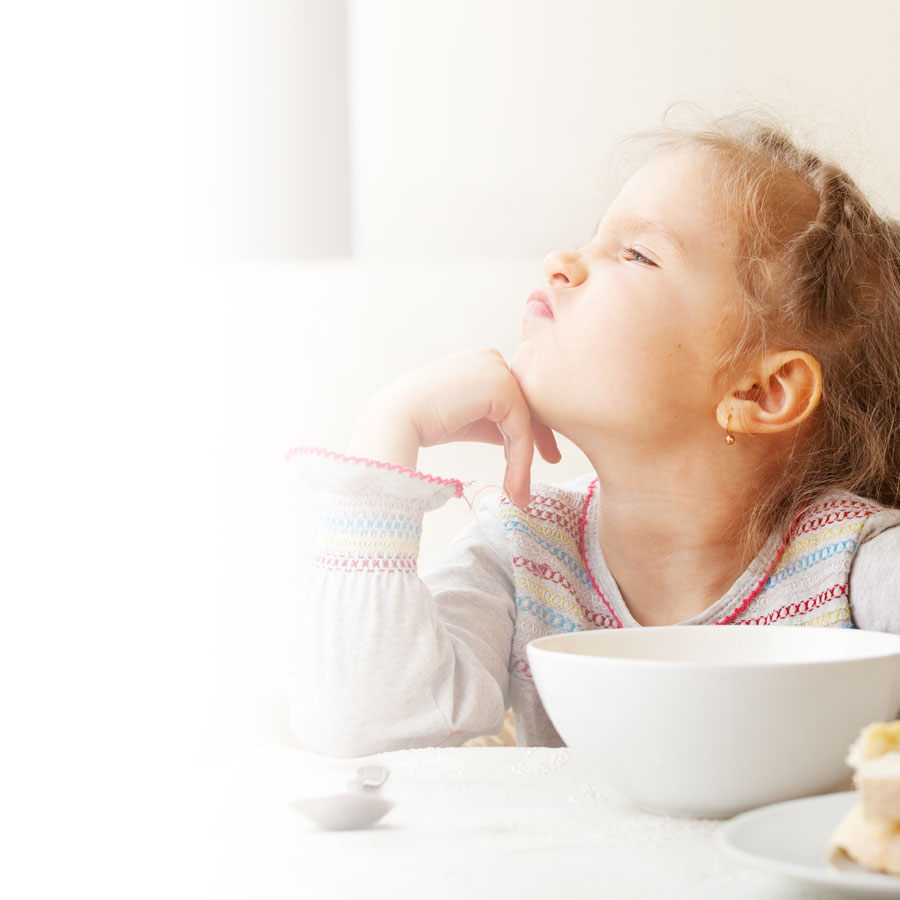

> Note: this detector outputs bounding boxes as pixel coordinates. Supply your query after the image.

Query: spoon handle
[346,764,390,793]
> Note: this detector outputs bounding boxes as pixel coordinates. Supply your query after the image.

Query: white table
[199,746,829,899]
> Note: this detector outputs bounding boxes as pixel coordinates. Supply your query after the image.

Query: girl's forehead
[609,149,734,247]
[618,148,721,209]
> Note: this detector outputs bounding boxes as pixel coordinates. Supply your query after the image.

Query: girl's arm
[849,520,900,633]
[286,448,515,758]
[287,348,560,756]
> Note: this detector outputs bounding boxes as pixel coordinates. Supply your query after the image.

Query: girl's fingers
[420,349,557,507]
[442,419,506,446]
[496,402,535,509]
[533,421,562,463]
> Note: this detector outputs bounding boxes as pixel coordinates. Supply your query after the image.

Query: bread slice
[846,721,900,771]
[831,802,900,875]
[858,753,900,824]
[830,720,900,876]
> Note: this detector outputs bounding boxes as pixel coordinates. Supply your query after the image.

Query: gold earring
[725,414,735,445]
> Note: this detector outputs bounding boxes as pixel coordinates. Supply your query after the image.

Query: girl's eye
[623,246,657,267]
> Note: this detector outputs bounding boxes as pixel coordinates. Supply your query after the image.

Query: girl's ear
[716,351,823,435]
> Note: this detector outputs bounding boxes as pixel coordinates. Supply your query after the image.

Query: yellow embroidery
[320,534,420,557]
[781,521,863,563]
[514,574,587,624]
[794,605,852,627]
[499,507,579,554]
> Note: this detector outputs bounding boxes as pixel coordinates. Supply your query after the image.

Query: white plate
[716,791,899,897]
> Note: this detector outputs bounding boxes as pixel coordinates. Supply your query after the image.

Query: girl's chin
[511,345,568,428]
[509,342,535,382]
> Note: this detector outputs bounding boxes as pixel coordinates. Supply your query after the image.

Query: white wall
[190,0,352,259]
[196,0,900,262]
[348,0,900,260]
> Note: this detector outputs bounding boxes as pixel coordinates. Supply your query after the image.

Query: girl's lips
[525,288,555,319]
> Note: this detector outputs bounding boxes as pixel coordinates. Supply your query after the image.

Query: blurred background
[5,2,900,889]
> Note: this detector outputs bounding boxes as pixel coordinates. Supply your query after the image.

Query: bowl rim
[526,625,900,669]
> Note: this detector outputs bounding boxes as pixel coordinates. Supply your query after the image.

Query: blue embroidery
[322,514,421,536]
[763,539,856,590]
[515,594,583,632]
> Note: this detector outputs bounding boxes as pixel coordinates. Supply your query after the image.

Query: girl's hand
[347,348,561,507]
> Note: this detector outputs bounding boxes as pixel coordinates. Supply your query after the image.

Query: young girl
[286,112,900,757]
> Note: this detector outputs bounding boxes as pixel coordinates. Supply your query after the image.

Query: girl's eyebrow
[592,215,686,260]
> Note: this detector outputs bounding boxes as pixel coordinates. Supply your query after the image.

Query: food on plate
[830,720,900,875]
[846,721,900,771]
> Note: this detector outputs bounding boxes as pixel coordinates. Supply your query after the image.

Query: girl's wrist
[347,396,421,471]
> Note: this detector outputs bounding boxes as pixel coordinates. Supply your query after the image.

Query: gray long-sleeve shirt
[287,447,900,757]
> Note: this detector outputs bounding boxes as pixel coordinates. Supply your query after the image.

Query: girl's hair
[617,107,900,554]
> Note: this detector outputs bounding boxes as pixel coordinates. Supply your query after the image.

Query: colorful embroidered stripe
[515,593,585,633]
[313,555,418,573]
[779,520,864,562]
[739,582,848,626]
[762,538,858,590]
[502,518,592,586]
[794,605,853,628]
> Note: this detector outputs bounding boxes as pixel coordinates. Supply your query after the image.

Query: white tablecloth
[199,746,828,900]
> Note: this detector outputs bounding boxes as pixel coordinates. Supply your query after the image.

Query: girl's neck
[583,441,771,626]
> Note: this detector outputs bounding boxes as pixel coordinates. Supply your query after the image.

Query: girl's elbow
[288,709,375,758]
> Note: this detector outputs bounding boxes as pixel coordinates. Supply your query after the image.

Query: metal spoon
[293,765,393,831]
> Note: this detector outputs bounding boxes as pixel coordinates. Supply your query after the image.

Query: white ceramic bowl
[526,626,900,818]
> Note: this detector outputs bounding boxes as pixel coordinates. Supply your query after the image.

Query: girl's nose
[543,249,587,288]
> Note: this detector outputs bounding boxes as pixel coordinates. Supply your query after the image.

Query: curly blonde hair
[615,108,900,554]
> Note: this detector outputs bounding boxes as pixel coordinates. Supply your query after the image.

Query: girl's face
[512,147,744,448]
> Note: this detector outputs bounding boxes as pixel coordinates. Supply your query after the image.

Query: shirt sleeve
[285,447,516,757]
[849,517,900,634]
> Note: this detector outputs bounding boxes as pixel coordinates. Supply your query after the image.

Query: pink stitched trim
[793,504,880,536]
[505,492,581,528]
[521,495,582,531]
[581,607,620,630]
[511,655,533,679]
[715,503,812,626]
[512,556,580,598]
[737,582,848,627]
[461,482,505,514]
[517,506,581,532]
[432,731,462,747]
[313,555,417,574]
[285,445,467,498]
[579,478,623,629]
